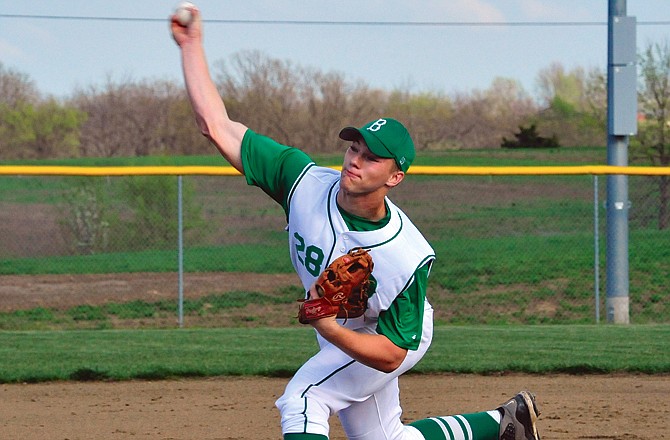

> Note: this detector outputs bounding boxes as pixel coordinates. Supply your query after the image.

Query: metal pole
[606,0,635,324]
[178,175,184,328]
[594,176,600,323]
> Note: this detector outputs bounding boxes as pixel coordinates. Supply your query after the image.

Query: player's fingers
[184,5,202,30]
[169,5,202,45]
[307,284,323,300]
[169,20,187,45]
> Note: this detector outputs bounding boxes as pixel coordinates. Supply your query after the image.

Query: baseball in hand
[174,1,195,26]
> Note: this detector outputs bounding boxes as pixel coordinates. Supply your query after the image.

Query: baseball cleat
[497,390,541,440]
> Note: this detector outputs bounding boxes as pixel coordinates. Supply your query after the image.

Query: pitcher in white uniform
[170,6,541,440]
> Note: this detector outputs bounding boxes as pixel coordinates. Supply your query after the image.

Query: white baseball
[174,1,195,26]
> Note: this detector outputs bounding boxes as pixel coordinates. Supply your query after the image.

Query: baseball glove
[298,248,374,324]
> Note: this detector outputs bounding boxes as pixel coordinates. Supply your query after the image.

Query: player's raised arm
[170,4,247,173]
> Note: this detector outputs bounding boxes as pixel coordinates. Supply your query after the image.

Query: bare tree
[0,62,40,106]
[71,76,207,157]
[634,39,670,229]
[448,78,537,149]
[302,73,386,152]
[300,71,352,151]
[213,50,380,153]
[486,77,538,144]
[70,76,142,157]
[214,51,302,146]
[584,67,607,126]
[162,92,212,155]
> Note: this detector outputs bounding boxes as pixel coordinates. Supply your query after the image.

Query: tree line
[2,43,668,161]
[1,49,619,160]
[1,40,669,229]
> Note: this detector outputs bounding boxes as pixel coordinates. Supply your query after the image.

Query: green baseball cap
[339,117,415,172]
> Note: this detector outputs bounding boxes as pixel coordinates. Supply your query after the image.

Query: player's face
[340,139,403,195]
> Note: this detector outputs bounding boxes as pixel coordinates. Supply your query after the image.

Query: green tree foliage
[118,175,206,250]
[0,100,86,159]
[0,63,86,159]
[59,176,207,255]
[533,63,606,147]
[59,178,112,254]
[385,90,454,150]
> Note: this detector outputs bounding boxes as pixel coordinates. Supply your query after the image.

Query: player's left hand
[297,248,373,324]
[304,284,337,324]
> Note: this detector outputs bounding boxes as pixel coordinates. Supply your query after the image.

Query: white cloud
[516,0,597,21]
[0,39,24,60]
[444,0,506,22]
[22,23,59,47]
[0,21,59,64]
[398,0,505,22]
[315,0,506,23]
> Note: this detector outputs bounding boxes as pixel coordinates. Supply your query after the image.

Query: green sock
[410,410,500,440]
[284,433,328,440]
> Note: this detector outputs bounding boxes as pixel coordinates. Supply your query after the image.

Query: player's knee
[276,393,331,437]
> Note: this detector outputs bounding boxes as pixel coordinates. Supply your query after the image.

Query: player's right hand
[170,4,202,47]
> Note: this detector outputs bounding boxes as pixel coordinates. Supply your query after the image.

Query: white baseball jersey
[287,165,435,334]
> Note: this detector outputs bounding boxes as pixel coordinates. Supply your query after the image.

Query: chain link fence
[0,169,668,329]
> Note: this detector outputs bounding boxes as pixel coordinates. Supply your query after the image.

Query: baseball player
[171,6,541,440]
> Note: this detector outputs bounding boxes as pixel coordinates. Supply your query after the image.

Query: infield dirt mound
[2,373,668,440]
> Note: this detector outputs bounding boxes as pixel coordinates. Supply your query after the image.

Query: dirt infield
[2,374,668,440]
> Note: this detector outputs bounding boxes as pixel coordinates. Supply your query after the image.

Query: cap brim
[339,127,361,142]
[338,127,393,159]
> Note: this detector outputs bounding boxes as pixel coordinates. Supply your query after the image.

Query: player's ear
[385,169,405,188]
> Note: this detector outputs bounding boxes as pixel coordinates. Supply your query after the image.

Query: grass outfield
[1,228,667,328]
[1,149,668,377]
[0,325,667,383]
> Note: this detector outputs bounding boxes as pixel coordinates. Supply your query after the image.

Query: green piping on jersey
[324,180,340,265]
[286,162,316,217]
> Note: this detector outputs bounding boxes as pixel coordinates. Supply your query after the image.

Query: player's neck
[336,190,387,222]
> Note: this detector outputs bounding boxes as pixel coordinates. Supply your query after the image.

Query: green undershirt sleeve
[240,129,312,214]
[376,262,431,351]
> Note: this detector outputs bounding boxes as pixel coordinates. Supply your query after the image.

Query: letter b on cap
[367,118,387,132]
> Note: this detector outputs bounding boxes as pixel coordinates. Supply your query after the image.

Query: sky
[1,1,669,100]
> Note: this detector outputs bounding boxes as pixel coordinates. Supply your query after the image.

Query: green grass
[1,149,667,382]
[0,290,302,331]
[0,243,293,275]
[0,325,666,383]
[1,222,667,327]
[4,228,666,279]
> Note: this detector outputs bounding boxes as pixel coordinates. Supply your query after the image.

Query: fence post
[593,174,600,324]
[606,0,636,323]
[178,175,184,328]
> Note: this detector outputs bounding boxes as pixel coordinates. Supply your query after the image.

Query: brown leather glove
[298,248,374,324]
